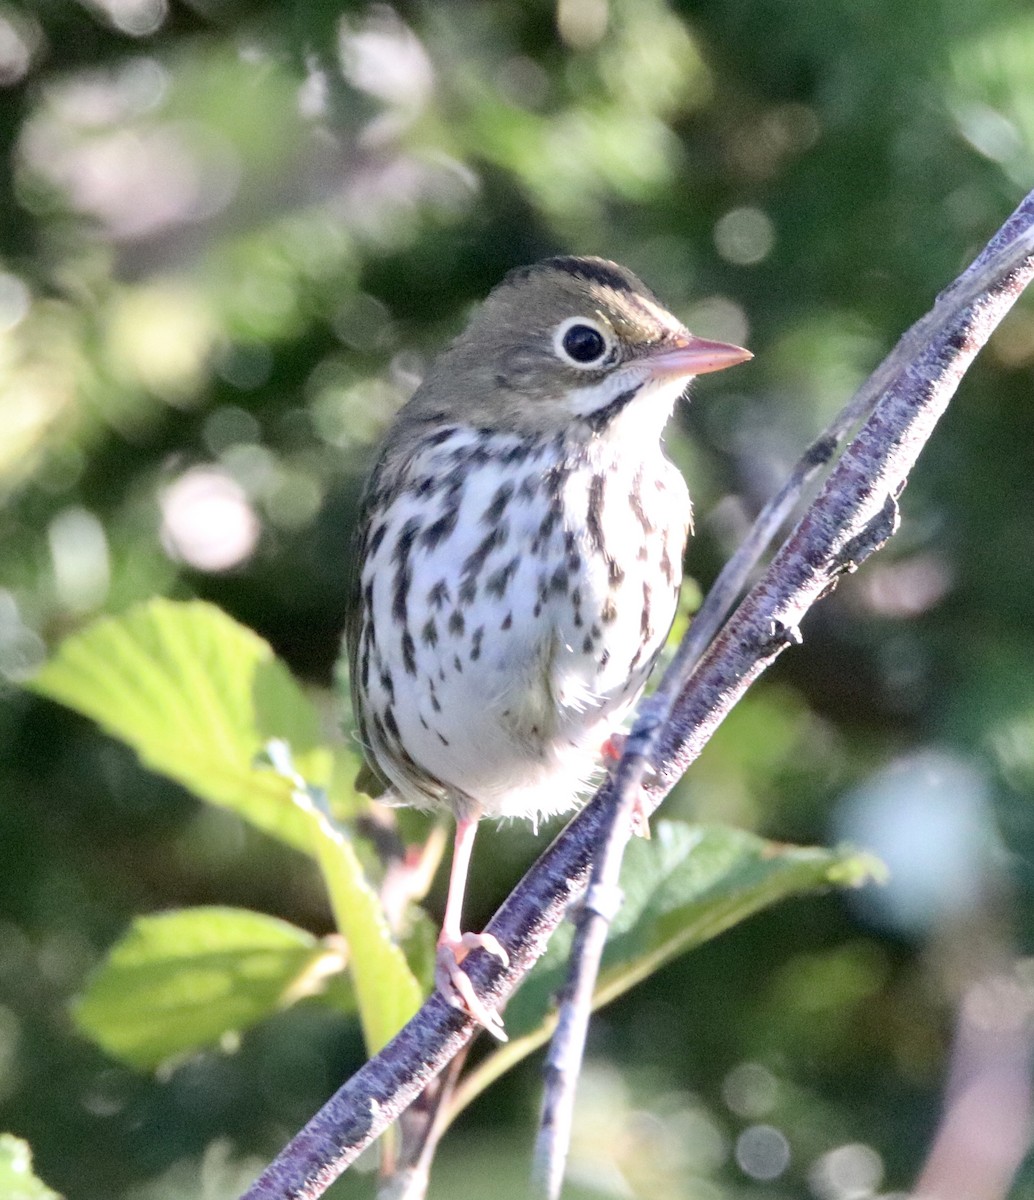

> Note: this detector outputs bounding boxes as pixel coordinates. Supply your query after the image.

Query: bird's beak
[644,335,753,379]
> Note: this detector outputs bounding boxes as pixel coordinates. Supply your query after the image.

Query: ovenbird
[346,256,751,1037]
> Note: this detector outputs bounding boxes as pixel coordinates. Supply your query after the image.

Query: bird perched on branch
[346,256,751,1038]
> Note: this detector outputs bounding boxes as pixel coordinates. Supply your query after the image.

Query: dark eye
[561,323,607,364]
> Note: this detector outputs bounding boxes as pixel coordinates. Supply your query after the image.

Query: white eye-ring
[553,316,614,368]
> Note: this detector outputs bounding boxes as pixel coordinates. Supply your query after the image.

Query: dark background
[3,0,1034,1196]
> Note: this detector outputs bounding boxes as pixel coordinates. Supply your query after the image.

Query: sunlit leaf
[74,907,352,1070]
[30,599,331,854]
[0,1134,62,1200]
[290,790,424,1053]
[32,600,423,1056]
[451,822,884,1116]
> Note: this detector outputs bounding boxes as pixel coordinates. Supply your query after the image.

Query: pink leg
[440,814,479,947]
[435,815,509,1040]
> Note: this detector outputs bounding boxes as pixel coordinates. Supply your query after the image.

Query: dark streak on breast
[392,517,421,626]
[400,629,417,676]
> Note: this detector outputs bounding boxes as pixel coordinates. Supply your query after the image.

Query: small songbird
[346,256,751,1038]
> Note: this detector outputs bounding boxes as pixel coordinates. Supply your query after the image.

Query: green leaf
[0,1134,62,1200]
[74,907,351,1069]
[598,823,882,1002]
[287,788,424,1053]
[253,741,423,1052]
[451,822,884,1115]
[29,599,332,854]
[32,601,422,1058]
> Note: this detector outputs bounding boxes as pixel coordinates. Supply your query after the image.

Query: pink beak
[644,335,753,378]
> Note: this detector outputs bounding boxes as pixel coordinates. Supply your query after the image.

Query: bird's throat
[581,384,642,434]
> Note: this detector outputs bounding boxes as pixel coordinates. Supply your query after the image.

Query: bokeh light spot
[722,1061,779,1118]
[714,207,776,266]
[735,1123,790,1181]
[160,467,261,572]
[809,1141,885,1200]
[682,295,750,348]
[0,591,45,680]
[556,0,609,50]
[91,0,168,38]
[0,7,40,85]
[48,507,111,614]
[203,405,262,456]
[107,285,217,403]
[0,272,30,333]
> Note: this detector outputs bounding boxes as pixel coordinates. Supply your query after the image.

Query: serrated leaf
[32,601,422,1059]
[74,907,351,1069]
[452,822,884,1114]
[252,741,422,1052]
[0,1134,62,1200]
[29,599,331,854]
[598,824,882,1000]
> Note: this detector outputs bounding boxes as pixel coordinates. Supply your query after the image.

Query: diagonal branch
[239,187,1034,1200]
[530,198,1034,1193]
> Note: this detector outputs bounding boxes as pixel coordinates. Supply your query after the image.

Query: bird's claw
[435,932,509,1042]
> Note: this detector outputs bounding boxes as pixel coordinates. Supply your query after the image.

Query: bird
[345,256,751,1039]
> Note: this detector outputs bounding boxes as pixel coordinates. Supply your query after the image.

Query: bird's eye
[555,318,611,367]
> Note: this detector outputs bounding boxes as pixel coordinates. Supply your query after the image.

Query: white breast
[357,426,688,821]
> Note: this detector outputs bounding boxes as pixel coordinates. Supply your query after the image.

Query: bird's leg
[600,732,651,839]
[435,814,509,1041]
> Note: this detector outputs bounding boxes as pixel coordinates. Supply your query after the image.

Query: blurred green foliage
[0,1133,60,1200]
[2,0,1034,1197]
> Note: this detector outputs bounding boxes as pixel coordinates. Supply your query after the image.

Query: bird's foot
[435,932,509,1042]
[600,732,626,762]
[600,733,652,839]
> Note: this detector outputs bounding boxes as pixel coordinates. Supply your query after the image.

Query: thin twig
[379,1049,469,1200]
[239,187,1034,1200]
[531,693,664,1197]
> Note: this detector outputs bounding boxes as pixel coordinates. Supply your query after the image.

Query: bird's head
[404,256,751,440]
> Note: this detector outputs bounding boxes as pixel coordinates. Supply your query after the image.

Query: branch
[532,194,1034,1193]
[240,188,1034,1200]
[531,190,1034,1190]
